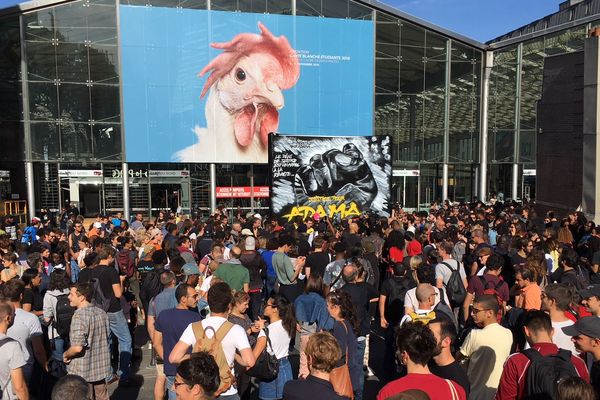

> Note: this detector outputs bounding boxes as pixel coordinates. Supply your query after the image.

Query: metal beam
[479,51,493,202]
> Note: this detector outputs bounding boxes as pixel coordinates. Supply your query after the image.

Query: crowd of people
[1,200,600,400]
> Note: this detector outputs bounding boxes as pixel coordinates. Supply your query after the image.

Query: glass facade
[487,24,589,200]
[1,0,595,215]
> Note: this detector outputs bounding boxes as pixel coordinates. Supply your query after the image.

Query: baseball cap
[579,285,600,299]
[245,236,256,251]
[148,228,162,240]
[182,263,200,276]
[93,222,102,229]
[562,316,600,338]
[241,228,253,237]
[31,217,41,223]
[253,213,262,220]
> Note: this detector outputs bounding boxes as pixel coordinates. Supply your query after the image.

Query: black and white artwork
[270,135,392,221]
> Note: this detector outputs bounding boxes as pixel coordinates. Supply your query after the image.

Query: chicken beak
[256,81,284,110]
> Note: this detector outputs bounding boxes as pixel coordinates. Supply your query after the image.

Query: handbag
[246,328,279,382]
[330,322,354,399]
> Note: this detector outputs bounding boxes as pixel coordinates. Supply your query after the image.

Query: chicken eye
[235,68,246,82]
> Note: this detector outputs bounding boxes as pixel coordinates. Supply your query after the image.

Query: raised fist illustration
[293,143,378,206]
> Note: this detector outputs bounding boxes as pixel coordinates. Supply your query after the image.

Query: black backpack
[433,288,459,332]
[141,268,164,307]
[52,293,76,338]
[387,276,410,309]
[522,348,579,399]
[90,269,112,312]
[441,261,466,306]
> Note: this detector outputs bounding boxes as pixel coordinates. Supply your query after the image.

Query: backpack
[574,266,590,290]
[387,276,411,309]
[21,226,35,245]
[433,288,459,332]
[191,321,235,396]
[90,269,111,312]
[522,348,579,399]
[441,261,467,306]
[408,310,437,325]
[140,268,164,308]
[478,276,506,323]
[116,249,135,278]
[52,293,76,338]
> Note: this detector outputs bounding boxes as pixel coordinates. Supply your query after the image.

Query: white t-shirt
[258,320,290,359]
[524,319,577,354]
[460,323,513,400]
[404,287,450,313]
[0,333,26,400]
[179,316,250,396]
[7,308,43,371]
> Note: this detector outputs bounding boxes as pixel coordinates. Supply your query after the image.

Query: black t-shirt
[239,252,265,291]
[23,287,44,312]
[137,260,155,280]
[305,252,331,278]
[342,233,362,250]
[510,253,528,268]
[429,360,471,398]
[78,268,92,284]
[341,282,379,336]
[90,265,121,313]
[195,238,213,260]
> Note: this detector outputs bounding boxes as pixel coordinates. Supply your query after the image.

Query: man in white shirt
[540,284,578,354]
[400,284,436,326]
[170,282,256,399]
[457,294,513,400]
[0,301,29,400]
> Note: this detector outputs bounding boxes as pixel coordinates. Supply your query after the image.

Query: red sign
[216,186,270,199]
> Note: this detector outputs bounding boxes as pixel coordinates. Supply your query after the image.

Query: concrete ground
[108,323,388,400]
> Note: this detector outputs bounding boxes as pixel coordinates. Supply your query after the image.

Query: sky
[381,0,563,43]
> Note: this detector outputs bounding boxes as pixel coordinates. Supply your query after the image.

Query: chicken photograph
[173,22,300,163]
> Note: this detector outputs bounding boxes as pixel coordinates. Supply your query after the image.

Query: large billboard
[270,135,392,221]
[120,6,374,163]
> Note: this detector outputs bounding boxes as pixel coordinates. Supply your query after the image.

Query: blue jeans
[50,337,65,361]
[355,337,366,400]
[259,357,292,400]
[107,310,132,380]
[266,275,277,298]
[70,260,80,283]
[166,375,176,400]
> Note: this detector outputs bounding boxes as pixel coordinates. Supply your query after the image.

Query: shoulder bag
[247,328,279,382]
[330,321,354,399]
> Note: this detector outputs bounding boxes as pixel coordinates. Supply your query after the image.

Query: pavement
[108,323,388,400]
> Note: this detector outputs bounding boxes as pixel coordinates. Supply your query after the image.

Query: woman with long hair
[253,294,296,400]
[22,268,43,316]
[294,274,334,378]
[326,290,361,400]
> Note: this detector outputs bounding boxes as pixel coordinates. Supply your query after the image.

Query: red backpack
[478,276,505,323]
[116,249,135,278]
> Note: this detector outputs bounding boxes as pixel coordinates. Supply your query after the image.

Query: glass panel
[29,82,58,121]
[91,85,120,123]
[211,0,266,12]
[423,60,446,94]
[397,129,421,162]
[179,0,209,9]
[375,95,399,130]
[93,123,121,160]
[451,41,478,62]
[376,17,400,59]
[448,164,474,202]
[425,31,446,61]
[376,58,399,94]
[423,129,443,162]
[86,7,117,45]
[449,95,477,131]
[54,2,89,43]
[519,130,536,163]
[401,22,425,60]
[449,131,475,162]
[399,94,423,131]
[31,122,60,160]
[23,9,54,42]
[56,42,89,83]
[420,164,442,205]
[296,0,321,16]
[25,40,56,82]
[488,164,513,200]
[58,83,91,122]
[60,122,92,160]
[422,93,445,131]
[489,96,516,130]
[89,44,118,84]
[494,130,514,162]
[348,0,372,20]
[400,58,424,94]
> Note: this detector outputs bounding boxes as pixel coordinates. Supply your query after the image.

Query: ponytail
[270,294,296,337]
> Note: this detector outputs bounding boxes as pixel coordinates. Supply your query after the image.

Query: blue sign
[120,6,374,163]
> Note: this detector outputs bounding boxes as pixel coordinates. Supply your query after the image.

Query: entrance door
[80,184,101,217]
[151,184,181,214]
[393,169,420,211]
